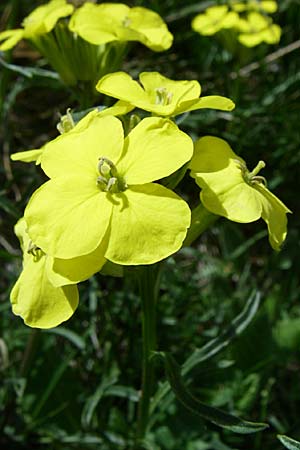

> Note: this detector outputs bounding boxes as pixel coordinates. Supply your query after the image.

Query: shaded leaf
[151,291,260,413]
[278,435,300,450]
[161,352,268,434]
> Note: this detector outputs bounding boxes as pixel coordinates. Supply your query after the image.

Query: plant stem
[135,264,161,445]
[183,203,218,247]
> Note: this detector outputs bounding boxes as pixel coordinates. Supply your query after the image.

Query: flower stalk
[135,264,161,444]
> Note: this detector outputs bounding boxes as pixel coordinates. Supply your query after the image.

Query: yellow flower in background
[24,115,192,268]
[96,71,235,117]
[0,0,73,50]
[231,0,278,13]
[68,2,173,51]
[11,218,79,329]
[191,1,280,49]
[189,136,290,251]
[237,11,281,46]
[191,5,240,36]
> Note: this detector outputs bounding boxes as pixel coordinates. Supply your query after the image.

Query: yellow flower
[231,1,278,13]
[11,218,79,328]
[189,136,290,250]
[68,2,173,51]
[0,0,73,50]
[24,114,192,272]
[96,71,235,117]
[237,12,281,47]
[191,5,240,36]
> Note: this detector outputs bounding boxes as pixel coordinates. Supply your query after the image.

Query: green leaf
[0,55,60,79]
[160,352,268,434]
[81,369,119,428]
[278,435,300,450]
[182,291,261,373]
[43,327,86,351]
[151,291,260,414]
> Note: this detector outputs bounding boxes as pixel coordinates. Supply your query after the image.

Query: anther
[98,157,117,177]
[57,108,75,134]
[155,87,173,106]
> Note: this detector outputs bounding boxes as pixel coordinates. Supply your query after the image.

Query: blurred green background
[0,1,300,448]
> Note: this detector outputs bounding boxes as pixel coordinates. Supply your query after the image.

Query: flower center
[97,157,127,193]
[122,16,131,27]
[235,159,267,186]
[155,87,173,106]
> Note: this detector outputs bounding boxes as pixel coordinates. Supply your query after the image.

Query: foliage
[1,0,300,449]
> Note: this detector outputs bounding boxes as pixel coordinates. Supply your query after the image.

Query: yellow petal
[11,149,43,164]
[189,136,242,172]
[69,3,120,45]
[98,100,135,117]
[11,255,78,329]
[262,24,281,44]
[41,114,124,179]
[199,176,262,223]
[96,72,147,108]
[125,7,173,51]
[176,95,235,114]
[117,117,193,184]
[25,177,112,259]
[0,29,24,51]
[192,6,233,35]
[190,136,262,222]
[23,0,74,37]
[105,183,191,264]
[47,235,108,286]
[238,32,266,47]
[255,184,291,250]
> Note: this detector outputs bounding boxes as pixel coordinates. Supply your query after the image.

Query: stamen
[57,108,75,134]
[155,87,173,106]
[122,16,131,27]
[98,157,117,177]
[27,241,43,261]
[97,156,127,193]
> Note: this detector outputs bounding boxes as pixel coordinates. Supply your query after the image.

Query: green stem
[183,203,218,247]
[20,329,40,377]
[135,264,161,445]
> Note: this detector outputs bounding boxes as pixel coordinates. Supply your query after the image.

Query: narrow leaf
[151,291,260,414]
[161,352,268,434]
[81,372,118,428]
[278,435,300,450]
[0,55,59,79]
[43,327,86,350]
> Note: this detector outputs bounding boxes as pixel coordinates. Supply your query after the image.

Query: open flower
[0,0,74,51]
[191,5,239,36]
[68,2,173,51]
[11,218,79,328]
[96,71,235,117]
[24,115,192,270]
[237,12,281,47]
[189,136,290,250]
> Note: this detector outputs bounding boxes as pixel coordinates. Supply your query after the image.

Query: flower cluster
[0,0,172,86]
[11,71,289,328]
[192,1,281,47]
